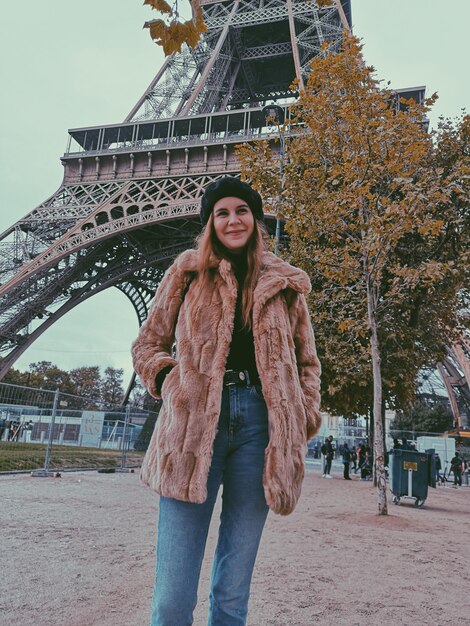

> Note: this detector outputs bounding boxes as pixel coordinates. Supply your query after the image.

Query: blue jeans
[150,384,270,626]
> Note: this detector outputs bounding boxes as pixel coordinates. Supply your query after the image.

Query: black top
[224,254,260,384]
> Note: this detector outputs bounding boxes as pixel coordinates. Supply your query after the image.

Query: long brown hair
[193,213,269,329]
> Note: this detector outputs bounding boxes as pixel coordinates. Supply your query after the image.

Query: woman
[132,176,322,626]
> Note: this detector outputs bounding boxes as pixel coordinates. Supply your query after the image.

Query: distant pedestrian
[342,443,352,480]
[401,437,413,451]
[9,420,20,441]
[360,446,373,480]
[350,448,358,473]
[358,442,367,471]
[322,435,334,478]
[450,452,463,487]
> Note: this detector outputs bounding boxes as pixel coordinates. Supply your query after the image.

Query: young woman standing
[132,176,322,626]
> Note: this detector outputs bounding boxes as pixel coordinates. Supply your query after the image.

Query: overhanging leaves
[143,0,207,56]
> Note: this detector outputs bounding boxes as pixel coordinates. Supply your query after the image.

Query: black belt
[223,369,260,387]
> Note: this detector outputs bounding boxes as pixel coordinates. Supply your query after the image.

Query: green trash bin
[389,449,430,507]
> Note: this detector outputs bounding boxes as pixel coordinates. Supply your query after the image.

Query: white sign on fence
[80,411,105,448]
[416,436,456,469]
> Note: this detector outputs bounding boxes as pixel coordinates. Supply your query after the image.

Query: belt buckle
[224,369,249,386]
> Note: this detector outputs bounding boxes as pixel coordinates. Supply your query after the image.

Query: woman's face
[212,196,255,252]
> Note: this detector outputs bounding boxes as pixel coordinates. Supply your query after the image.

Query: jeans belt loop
[245,369,251,386]
[224,369,236,386]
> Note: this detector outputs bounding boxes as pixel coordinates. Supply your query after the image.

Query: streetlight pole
[262,105,286,256]
[275,131,285,256]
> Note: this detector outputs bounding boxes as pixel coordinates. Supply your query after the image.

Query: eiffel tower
[0,0,351,381]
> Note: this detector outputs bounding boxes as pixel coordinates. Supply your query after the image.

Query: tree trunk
[366,283,388,515]
[369,406,374,452]
[381,396,387,484]
[373,397,387,487]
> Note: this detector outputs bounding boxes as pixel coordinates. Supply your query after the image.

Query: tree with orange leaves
[238,36,469,515]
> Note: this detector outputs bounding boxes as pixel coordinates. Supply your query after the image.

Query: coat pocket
[160,363,179,400]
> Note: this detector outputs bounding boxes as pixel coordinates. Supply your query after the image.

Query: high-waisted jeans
[150,384,270,626]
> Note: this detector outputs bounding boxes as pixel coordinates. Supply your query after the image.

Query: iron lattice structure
[0,0,350,381]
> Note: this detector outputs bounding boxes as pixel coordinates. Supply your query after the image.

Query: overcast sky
[0,0,468,388]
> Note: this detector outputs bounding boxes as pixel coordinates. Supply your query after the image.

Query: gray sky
[0,0,468,388]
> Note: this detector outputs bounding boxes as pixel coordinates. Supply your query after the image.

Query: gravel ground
[1,466,469,626]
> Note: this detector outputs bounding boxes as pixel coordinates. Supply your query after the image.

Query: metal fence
[2,381,467,482]
[0,382,159,475]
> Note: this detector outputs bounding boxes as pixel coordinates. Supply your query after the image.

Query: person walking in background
[360,446,373,480]
[400,437,412,450]
[350,447,358,473]
[320,440,327,474]
[132,176,322,626]
[450,452,463,487]
[357,442,366,473]
[322,435,334,478]
[342,443,352,480]
[320,439,326,470]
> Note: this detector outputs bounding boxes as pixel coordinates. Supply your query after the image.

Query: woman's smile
[212,196,255,251]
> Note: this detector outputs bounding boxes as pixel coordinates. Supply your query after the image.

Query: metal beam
[286,0,304,90]
[180,1,240,116]
[125,56,174,122]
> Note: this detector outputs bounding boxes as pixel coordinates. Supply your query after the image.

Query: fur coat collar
[176,248,311,301]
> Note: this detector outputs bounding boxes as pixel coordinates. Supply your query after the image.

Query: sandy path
[1,466,469,626]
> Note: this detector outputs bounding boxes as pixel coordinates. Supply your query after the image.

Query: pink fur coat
[132,249,321,515]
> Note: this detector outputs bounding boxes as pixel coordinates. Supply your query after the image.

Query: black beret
[200,176,264,226]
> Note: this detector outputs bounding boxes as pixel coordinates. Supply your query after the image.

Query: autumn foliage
[143,0,207,55]
[238,35,469,513]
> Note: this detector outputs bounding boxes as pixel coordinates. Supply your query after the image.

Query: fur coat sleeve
[289,291,322,440]
[131,261,188,399]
